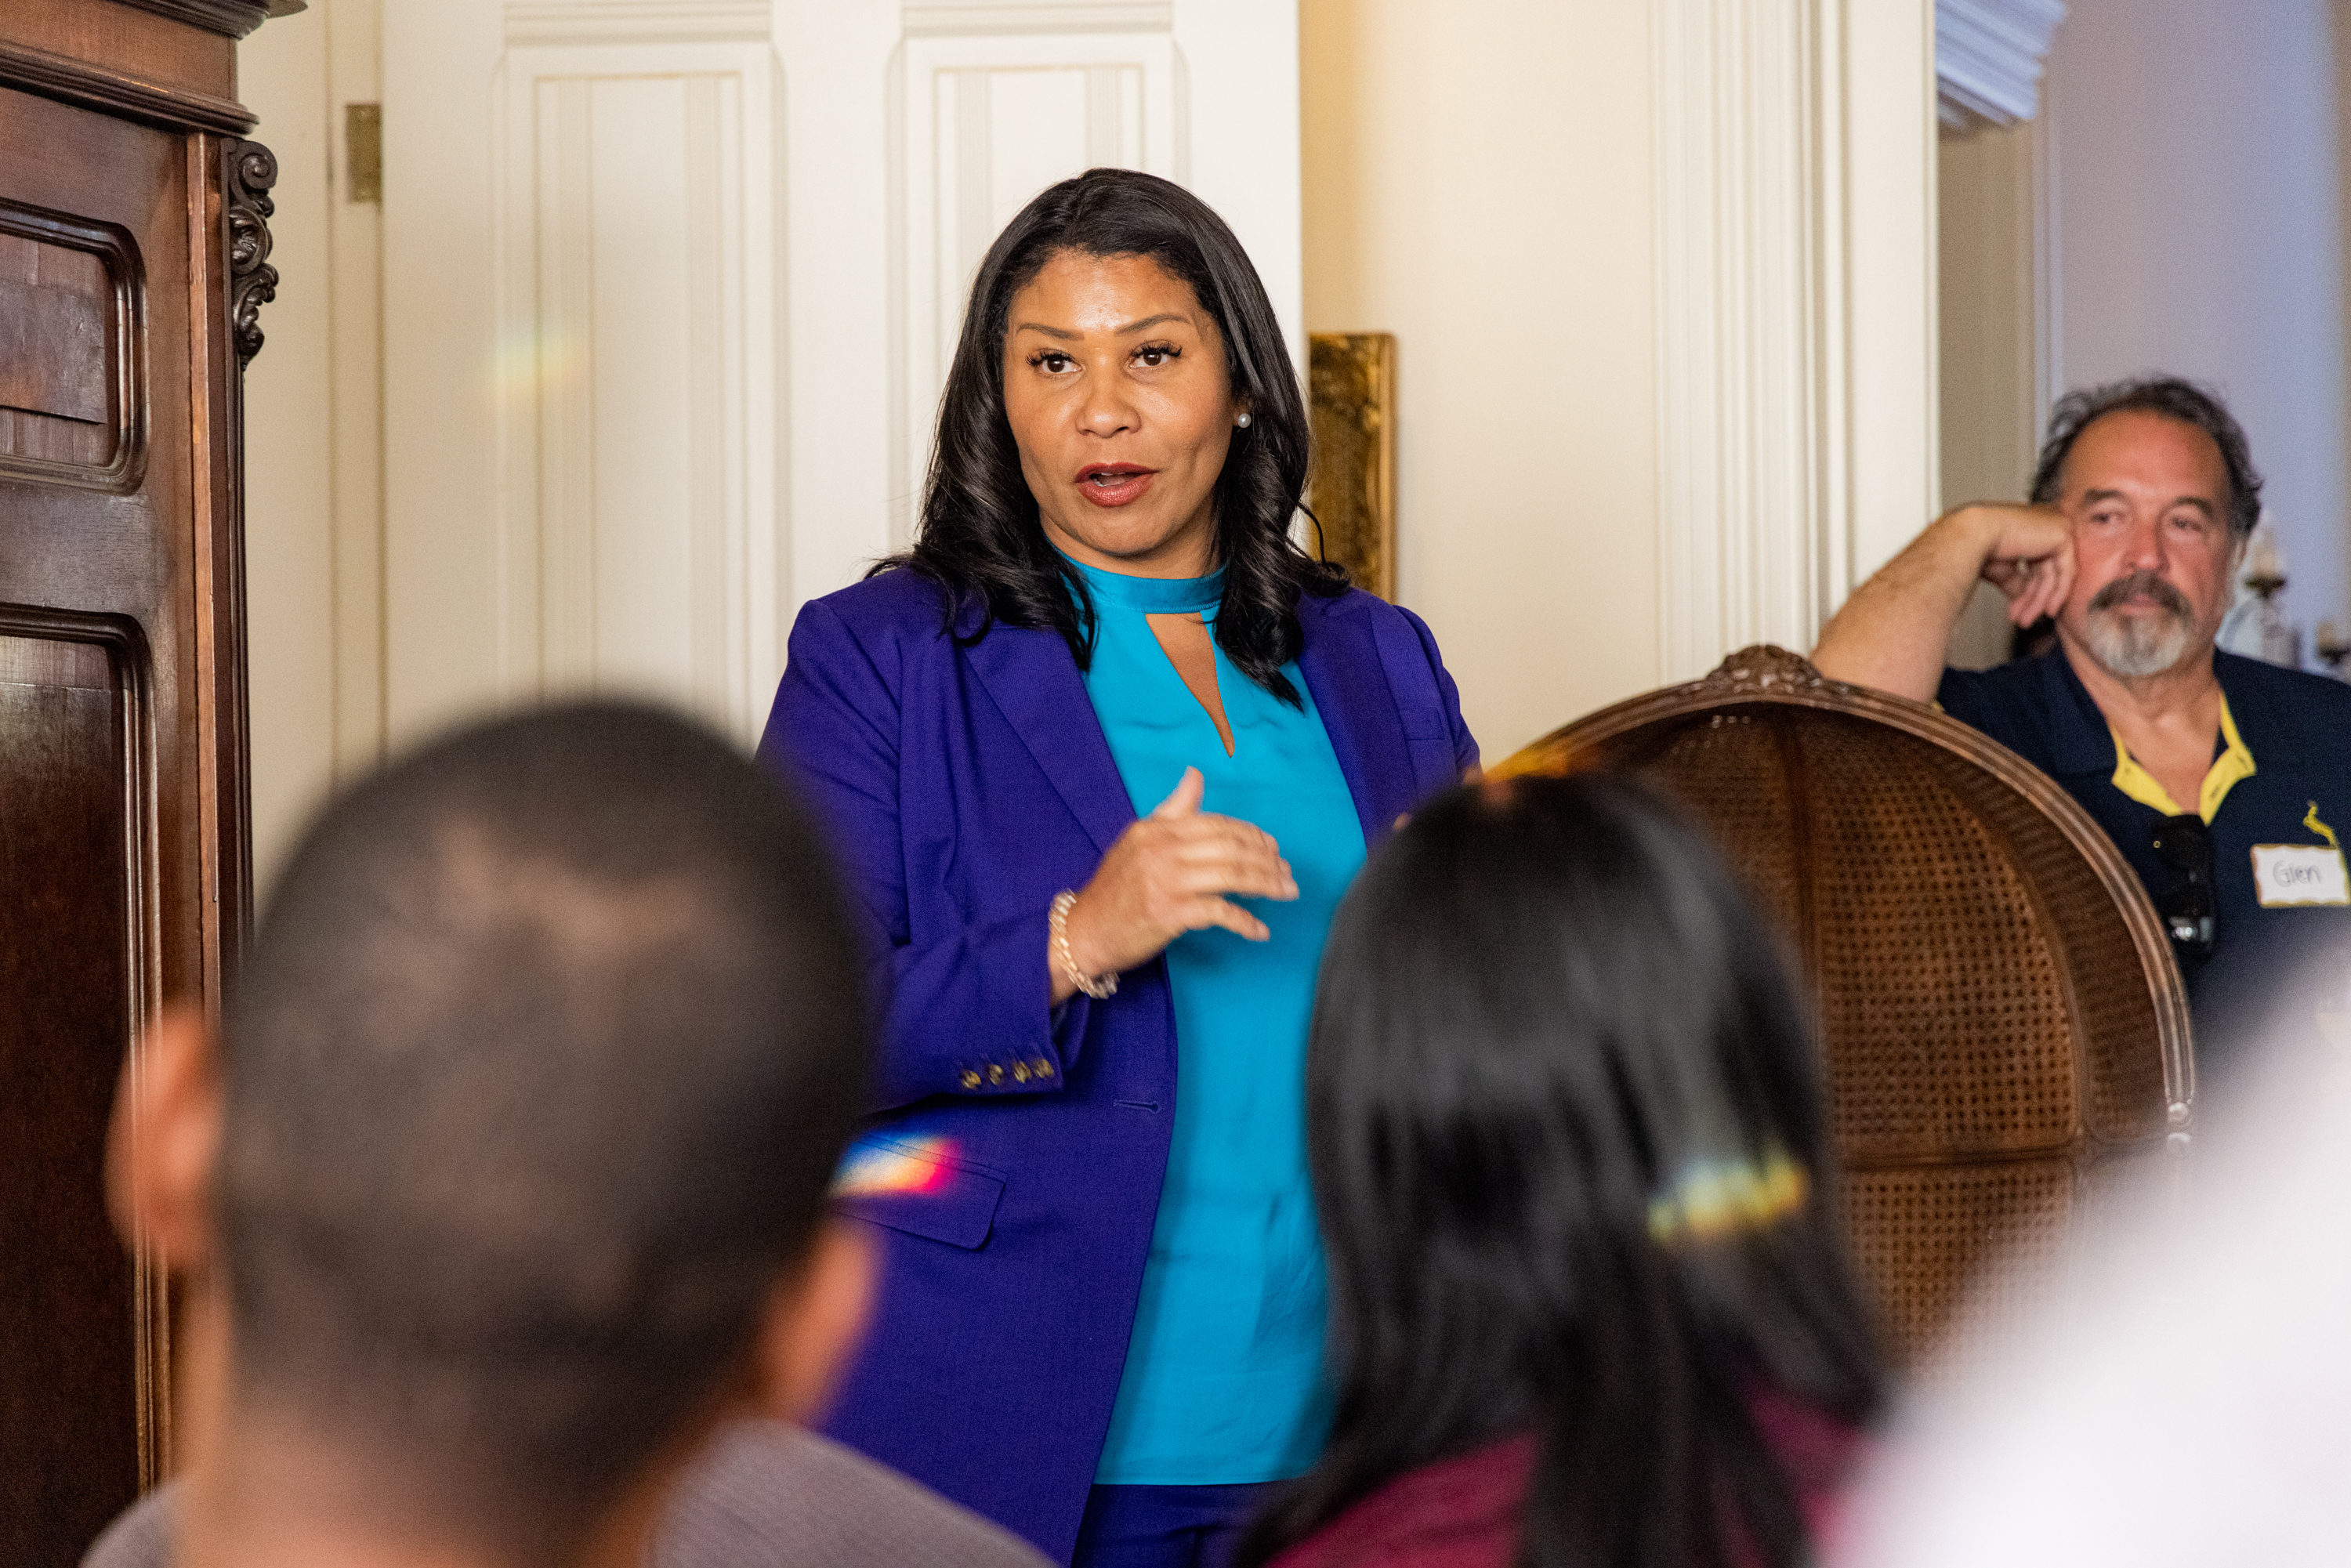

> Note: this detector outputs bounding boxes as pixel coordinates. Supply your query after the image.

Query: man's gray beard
[2085,603,2196,677]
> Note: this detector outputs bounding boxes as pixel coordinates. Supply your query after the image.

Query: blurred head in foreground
[1244,773,1885,1568]
[109,702,871,1568]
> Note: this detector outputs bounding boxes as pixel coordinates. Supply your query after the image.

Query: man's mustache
[2088,570,2193,617]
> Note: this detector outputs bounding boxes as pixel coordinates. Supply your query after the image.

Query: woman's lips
[1076,464,1156,508]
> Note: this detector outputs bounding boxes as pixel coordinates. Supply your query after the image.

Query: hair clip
[1646,1147,1809,1247]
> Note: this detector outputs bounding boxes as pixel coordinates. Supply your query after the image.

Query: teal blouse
[1067,556,1367,1486]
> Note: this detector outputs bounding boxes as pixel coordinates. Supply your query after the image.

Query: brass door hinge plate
[346,103,381,204]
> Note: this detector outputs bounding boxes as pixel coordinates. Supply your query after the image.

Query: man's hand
[1968,503,2075,628]
[1813,503,2074,703]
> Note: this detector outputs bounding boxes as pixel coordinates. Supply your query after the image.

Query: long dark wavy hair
[1239,774,1886,1568]
[876,167,1345,704]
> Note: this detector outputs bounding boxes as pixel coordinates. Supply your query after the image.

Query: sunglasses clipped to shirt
[2150,813,2217,961]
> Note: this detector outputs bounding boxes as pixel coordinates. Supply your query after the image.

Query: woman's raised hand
[1052,767,1297,1002]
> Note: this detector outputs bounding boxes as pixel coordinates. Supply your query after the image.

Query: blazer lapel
[963,617,1136,856]
[1297,592,1415,850]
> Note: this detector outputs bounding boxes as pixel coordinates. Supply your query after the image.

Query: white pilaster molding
[1651,0,1939,683]
[1935,0,2065,132]
[1846,2,1941,588]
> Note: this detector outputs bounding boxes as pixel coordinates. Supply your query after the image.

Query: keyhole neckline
[1064,552,1226,615]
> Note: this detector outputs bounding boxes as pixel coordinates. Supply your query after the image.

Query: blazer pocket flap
[828,1135,1005,1251]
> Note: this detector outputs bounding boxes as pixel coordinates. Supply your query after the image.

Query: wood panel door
[0,2,285,1559]
[379,0,1302,752]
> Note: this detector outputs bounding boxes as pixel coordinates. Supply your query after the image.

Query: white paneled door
[382,0,1301,748]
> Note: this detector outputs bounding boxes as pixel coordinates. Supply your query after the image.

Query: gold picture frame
[1307,332,1397,601]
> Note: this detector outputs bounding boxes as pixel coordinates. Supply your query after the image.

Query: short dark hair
[883,166,1344,707]
[218,702,867,1565]
[2029,375,2262,538]
[1241,774,1884,1568]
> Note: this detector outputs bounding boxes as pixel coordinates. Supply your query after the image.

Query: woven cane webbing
[1497,647,2190,1364]
[1842,1160,2075,1359]
[1639,714,1807,938]
[1799,717,2083,1159]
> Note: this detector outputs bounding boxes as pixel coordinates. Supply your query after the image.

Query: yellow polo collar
[2107,694,2256,823]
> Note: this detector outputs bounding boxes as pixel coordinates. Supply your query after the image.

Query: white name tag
[2251,844,2351,907]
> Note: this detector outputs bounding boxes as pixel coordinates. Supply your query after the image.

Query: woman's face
[1001,249,1244,578]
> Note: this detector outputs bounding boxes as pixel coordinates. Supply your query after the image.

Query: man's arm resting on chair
[1813,503,2078,702]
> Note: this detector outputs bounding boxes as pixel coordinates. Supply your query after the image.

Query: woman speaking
[759,168,1476,1568]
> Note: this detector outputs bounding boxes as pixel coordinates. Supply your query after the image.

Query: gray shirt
[82,1420,1050,1568]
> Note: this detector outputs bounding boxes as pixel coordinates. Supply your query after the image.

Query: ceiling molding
[1936,0,2066,133]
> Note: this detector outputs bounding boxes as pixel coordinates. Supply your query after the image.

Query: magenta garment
[756,569,1476,1564]
[1266,1390,1864,1568]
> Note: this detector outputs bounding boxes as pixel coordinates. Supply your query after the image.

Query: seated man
[1815,377,2351,1079]
[94,702,1045,1568]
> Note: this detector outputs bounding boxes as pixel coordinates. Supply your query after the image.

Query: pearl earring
[1235,411,1252,428]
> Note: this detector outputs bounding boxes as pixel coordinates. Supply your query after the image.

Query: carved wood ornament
[225,138,277,366]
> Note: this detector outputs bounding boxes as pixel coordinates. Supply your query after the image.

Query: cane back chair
[1494,646,2194,1363]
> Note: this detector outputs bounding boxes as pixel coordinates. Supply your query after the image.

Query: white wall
[1938,116,2048,670]
[2044,0,2349,645]
[237,0,383,896]
[1301,0,1939,761]
[1300,2,1661,759]
[237,11,333,896]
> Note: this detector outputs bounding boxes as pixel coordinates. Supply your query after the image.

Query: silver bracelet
[1049,889,1118,1001]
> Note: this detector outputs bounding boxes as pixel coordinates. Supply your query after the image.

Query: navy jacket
[1939,648,2351,1081]
[757,568,1476,1562]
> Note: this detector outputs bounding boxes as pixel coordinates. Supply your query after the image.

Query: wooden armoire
[1,2,289,1559]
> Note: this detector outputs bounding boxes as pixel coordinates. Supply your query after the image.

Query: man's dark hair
[1241,773,1885,1568]
[217,701,867,1566]
[2029,375,2263,538]
[879,165,1345,708]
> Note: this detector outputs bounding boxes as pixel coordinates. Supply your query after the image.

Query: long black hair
[878,166,1344,704]
[1240,774,1886,1568]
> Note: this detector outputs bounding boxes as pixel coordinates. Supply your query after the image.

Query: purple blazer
[756,567,1478,1564]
